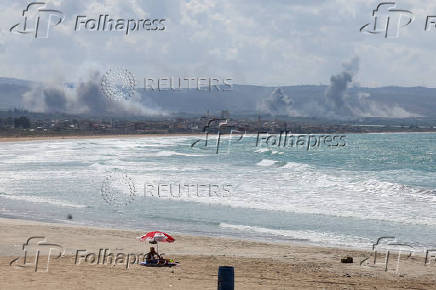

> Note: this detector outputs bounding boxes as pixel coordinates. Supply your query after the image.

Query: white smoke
[257,87,299,116]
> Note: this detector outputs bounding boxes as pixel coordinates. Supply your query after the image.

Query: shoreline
[1,217,435,289]
[0,214,364,253]
[0,217,324,254]
[0,131,435,143]
[0,133,204,143]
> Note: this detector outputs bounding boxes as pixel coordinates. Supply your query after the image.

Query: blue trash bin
[218,266,234,290]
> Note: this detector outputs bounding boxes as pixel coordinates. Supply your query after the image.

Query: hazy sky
[1,0,436,87]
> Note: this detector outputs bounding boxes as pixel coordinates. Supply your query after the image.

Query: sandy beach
[0,134,205,143]
[0,218,435,289]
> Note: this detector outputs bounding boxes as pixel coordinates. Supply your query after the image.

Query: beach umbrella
[138,231,175,253]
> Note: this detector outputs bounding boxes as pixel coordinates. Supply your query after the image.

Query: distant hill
[0,77,435,118]
[142,84,436,118]
[0,77,35,110]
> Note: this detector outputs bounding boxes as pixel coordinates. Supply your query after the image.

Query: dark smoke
[21,72,164,117]
[322,57,414,119]
[43,87,68,112]
[323,57,359,118]
[257,57,416,119]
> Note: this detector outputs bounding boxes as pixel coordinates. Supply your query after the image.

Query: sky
[1,0,436,88]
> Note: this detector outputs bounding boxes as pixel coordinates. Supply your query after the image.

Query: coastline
[0,133,204,143]
[0,131,435,143]
[1,217,435,289]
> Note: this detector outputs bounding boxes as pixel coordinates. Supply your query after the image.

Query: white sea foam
[254,148,270,153]
[154,150,205,157]
[0,135,435,248]
[0,192,87,208]
[219,223,371,248]
[256,159,277,166]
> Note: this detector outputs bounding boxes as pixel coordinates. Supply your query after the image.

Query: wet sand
[0,134,202,143]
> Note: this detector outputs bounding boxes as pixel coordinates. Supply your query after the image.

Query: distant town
[0,109,435,138]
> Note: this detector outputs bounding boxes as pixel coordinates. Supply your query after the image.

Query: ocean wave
[254,148,270,153]
[281,161,313,170]
[1,134,435,248]
[254,148,284,155]
[154,150,205,157]
[357,179,436,197]
[256,159,277,166]
[219,223,371,248]
[0,192,87,208]
[88,162,110,172]
[174,170,436,227]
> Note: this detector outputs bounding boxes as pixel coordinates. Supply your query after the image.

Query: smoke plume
[323,57,358,118]
[257,57,416,119]
[323,57,415,119]
[21,71,164,117]
[257,87,299,116]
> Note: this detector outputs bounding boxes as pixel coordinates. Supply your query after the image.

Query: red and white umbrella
[139,231,175,243]
[138,231,175,253]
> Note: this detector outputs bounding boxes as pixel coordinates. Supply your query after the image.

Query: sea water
[0,133,434,250]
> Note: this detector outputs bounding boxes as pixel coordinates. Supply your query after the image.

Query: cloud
[0,0,435,88]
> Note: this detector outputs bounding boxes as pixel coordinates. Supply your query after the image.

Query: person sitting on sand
[145,247,161,264]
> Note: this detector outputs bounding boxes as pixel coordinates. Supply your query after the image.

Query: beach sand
[1,218,435,289]
[0,134,202,143]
